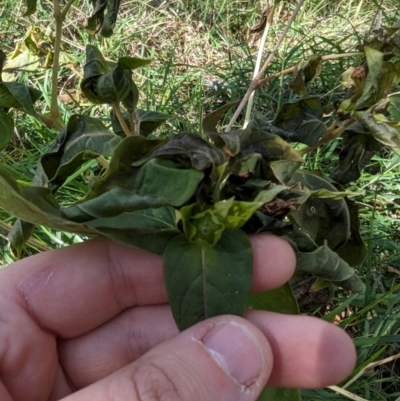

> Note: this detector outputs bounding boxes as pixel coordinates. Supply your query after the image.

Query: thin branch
[96,156,110,169]
[112,104,132,137]
[225,0,305,132]
[51,0,63,121]
[244,2,276,128]
[258,52,365,86]
[61,0,78,18]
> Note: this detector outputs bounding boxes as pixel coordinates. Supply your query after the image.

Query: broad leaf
[164,229,253,331]
[41,115,122,190]
[62,158,204,222]
[355,47,384,109]
[118,57,152,70]
[96,65,132,104]
[248,283,299,314]
[289,170,350,250]
[0,165,96,235]
[274,97,326,146]
[138,109,170,136]
[86,0,122,37]
[23,0,37,15]
[355,110,400,148]
[240,129,303,164]
[8,219,35,259]
[330,128,382,185]
[111,109,170,137]
[85,207,180,254]
[284,229,366,293]
[0,108,14,151]
[133,133,226,172]
[202,100,239,141]
[257,387,301,401]
[296,244,366,293]
[291,55,323,97]
[0,82,42,118]
[180,198,262,246]
[335,199,367,267]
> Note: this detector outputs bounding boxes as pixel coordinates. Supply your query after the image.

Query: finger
[5,234,294,338]
[60,316,273,401]
[247,311,356,387]
[59,307,355,389]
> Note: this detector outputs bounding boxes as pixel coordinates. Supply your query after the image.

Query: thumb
[62,316,273,401]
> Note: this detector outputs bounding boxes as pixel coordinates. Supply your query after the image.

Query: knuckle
[124,362,183,401]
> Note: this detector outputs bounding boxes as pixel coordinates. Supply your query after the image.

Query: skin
[0,234,356,401]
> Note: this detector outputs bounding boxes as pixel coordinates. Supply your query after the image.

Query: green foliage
[2,3,400,399]
[164,229,253,331]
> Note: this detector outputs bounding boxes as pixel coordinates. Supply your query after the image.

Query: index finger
[2,234,295,338]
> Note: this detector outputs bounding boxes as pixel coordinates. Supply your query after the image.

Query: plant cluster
[1,1,400,399]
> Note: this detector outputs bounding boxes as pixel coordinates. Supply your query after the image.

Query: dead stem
[226,0,305,132]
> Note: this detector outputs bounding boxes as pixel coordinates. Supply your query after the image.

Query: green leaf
[23,0,37,15]
[0,165,96,235]
[284,229,365,293]
[86,0,122,37]
[202,100,240,141]
[388,92,400,122]
[85,207,180,254]
[0,108,14,151]
[118,57,152,70]
[254,185,289,203]
[330,128,382,185]
[377,60,400,99]
[132,133,226,172]
[240,129,303,164]
[335,199,367,267]
[355,47,384,109]
[138,109,170,136]
[62,158,204,222]
[257,387,301,401]
[7,219,35,259]
[354,110,400,148]
[41,115,122,190]
[96,65,132,104]
[180,198,262,246]
[291,55,323,97]
[289,170,351,250]
[248,283,299,314]
[164,230,253,331]
[81,45,114,103]
[295,244,366,293]
[274,97,326,146]
[106,135,164,175]
[111,109,170,137]
[0,82,42,118]
[1,48,40,82]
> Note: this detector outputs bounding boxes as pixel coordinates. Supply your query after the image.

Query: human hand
[0,234,356,401]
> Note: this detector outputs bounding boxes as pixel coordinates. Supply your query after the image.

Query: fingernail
[202,321,264,386]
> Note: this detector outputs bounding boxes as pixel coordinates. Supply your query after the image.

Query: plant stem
[96,156,110,169]
[226,0,305,132]
[244,2,276,128]
[51,0,63,122]
[258,52,365,86]
[112,104,132,136]
[61,0,77,19]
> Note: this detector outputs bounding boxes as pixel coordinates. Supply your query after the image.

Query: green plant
[1,1,400,400]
